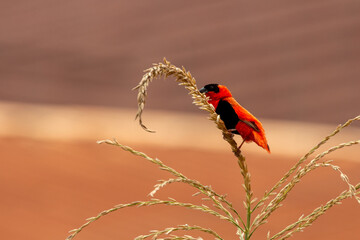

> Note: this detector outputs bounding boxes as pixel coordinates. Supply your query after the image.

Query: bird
[199,84,270,153]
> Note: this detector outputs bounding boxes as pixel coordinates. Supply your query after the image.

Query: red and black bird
[200,84,270,153]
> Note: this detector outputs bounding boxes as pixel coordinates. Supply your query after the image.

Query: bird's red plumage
[204,85,270,153]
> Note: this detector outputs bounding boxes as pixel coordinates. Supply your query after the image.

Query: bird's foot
[228,129,237,134]
[227,129,238,137]
[223,129,235,140]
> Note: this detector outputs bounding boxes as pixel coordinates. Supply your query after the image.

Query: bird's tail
[253,132,271,153]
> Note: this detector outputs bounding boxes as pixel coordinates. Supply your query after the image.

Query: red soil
[1,137,359,240]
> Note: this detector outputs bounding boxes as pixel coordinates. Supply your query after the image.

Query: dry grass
[66,59,360,240]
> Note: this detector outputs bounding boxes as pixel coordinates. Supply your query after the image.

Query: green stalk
[245,204,251,240]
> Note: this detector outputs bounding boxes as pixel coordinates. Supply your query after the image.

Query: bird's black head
[199,84,219,94]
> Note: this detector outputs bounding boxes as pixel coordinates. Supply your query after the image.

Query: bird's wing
[226,97,261,132]
[239,119,260,132]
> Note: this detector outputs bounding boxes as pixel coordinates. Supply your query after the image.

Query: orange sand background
[2,137,360,240]
[1,104,359,240]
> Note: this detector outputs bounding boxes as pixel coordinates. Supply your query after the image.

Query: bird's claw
[223,129,235,140]
[228,129,237,136]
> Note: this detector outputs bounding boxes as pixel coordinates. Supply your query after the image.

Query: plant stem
[236,153,252,239]
[245,204,251,240]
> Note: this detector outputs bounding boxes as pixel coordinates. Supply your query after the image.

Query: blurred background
[1,0,359,239]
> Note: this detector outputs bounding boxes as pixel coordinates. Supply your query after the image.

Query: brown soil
[1,1,360,124]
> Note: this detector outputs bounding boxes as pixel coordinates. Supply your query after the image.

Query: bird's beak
[199,87,208,93]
